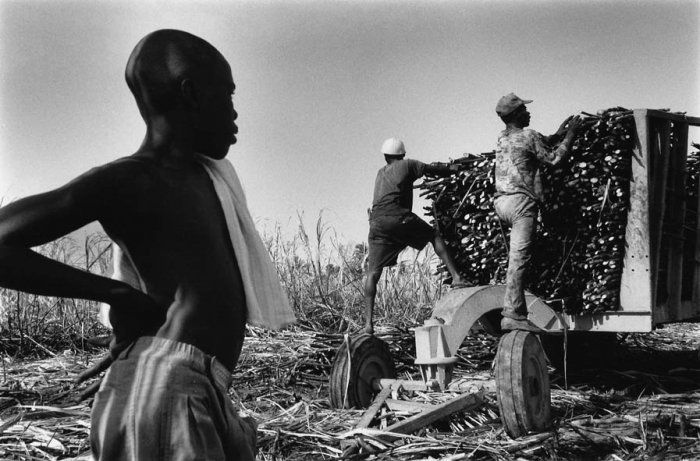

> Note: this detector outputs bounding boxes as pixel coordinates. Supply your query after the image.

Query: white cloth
[99,155,295,330]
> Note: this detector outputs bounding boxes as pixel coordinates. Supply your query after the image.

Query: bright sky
[1,0,698,244]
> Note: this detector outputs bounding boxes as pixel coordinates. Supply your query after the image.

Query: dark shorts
[367,213,434,272]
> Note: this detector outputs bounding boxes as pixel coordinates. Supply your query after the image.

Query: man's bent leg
[365,226,403,336]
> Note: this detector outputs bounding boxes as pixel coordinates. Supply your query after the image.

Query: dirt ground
[1,323,700,460]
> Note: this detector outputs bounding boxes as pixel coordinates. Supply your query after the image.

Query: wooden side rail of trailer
[619,109,700,329]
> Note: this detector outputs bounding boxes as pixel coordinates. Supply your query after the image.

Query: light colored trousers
[90,336,256,461]
[494,193,538,320]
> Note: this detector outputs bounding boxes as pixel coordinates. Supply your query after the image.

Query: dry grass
[0,234,112,358]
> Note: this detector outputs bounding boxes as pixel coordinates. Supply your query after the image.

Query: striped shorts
[90,336,256,461]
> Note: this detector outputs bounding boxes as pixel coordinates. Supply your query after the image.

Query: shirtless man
[0,30,255,459]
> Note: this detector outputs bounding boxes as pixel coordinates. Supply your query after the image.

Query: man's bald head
[126,29,227,117]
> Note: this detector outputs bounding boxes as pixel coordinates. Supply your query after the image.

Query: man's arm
[423,162,460,177]
[543,115,574,145]
[1,186,119,300]
[533,115,584,166]
[0,165,160,317]
[1,165,165,390]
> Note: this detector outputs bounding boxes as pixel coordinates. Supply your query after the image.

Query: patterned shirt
[371,158,426,217]
[494,127,569,202]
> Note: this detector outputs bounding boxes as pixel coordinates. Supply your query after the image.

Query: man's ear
[181,79,198,109]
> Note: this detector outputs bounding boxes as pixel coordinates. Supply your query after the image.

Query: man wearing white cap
[363,137,466,335]
[494,93,583,332]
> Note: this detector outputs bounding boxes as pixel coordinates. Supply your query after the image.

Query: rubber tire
[329,334,396,409]
[495,330,551,438]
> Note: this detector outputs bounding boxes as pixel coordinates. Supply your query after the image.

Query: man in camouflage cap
[494,93,583,332]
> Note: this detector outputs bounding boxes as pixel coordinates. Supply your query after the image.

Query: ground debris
[1,324,700,460]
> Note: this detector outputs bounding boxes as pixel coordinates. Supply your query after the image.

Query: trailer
[329,109,700,448]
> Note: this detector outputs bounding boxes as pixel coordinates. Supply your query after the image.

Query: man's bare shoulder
[68,155,156,197]
[50,154,160,222]
[82,155,153,181]
[0,155,159,246]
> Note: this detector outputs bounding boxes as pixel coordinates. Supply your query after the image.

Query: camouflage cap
[495,93,533,117]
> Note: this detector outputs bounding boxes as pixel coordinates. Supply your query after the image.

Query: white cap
[381,137,406,156]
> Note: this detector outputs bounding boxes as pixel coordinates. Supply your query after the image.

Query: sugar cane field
[2,111,700,460]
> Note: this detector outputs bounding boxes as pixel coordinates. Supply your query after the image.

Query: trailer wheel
[495,330,551,438]
[329,334,396,409]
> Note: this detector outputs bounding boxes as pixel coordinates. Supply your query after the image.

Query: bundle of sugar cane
[551,107,635,312]
[419,152,508,286]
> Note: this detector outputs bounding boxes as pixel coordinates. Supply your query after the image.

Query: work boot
[500,317,545,334]
[450,280,472,290]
